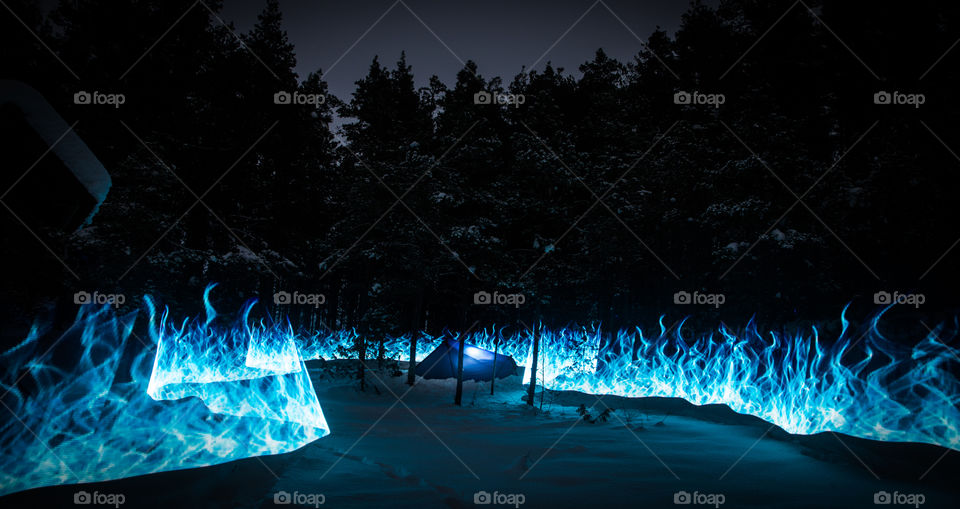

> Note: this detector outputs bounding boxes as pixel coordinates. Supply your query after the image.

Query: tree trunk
[407,331,418,385]
[490,337,499,395]
[357,332,366,392]
[344,288,356,330]
[527,322,541,406]
[377,336,384,369]
[454,334,465,406]
[327,278,340,330]
[407,288,426,386]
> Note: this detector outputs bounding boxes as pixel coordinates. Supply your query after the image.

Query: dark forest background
[3,0,960,346]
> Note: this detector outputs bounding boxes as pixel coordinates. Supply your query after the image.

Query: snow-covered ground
[4,360,957,508]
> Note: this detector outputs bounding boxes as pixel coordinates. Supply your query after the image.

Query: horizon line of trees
[3,0,959,347]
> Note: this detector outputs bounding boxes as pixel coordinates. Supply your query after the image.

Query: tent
[415,337,518,381]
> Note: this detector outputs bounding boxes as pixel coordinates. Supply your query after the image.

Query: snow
[5,362,957,508]
[227,245,262,264]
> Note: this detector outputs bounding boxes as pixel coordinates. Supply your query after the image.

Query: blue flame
[2,286,958,496]
[294,311,959,451]
[0,285,328,496]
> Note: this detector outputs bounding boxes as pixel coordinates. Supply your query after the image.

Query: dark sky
[220,0,706,102]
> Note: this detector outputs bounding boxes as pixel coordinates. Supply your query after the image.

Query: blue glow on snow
[2,287,958,496]
[295,308,959,451]
[0,285,328,496]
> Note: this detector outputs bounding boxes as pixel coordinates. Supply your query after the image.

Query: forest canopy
[3,0,958,339]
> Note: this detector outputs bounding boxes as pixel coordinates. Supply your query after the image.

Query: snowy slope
[3,361,956,509]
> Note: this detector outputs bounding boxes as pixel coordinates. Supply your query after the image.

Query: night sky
[218,0,710,101]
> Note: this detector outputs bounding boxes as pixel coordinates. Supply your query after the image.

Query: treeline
[3,0,960,341]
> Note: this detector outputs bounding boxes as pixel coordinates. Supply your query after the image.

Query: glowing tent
[415,337,518,381]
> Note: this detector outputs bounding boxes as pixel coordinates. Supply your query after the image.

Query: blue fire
[0,285,328,496]
[295,308,959,452]
[2,286,958,496]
